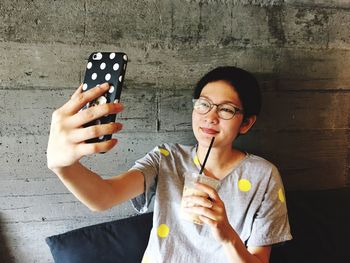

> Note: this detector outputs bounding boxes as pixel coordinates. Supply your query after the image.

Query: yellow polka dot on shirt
[278,188,285,203]
[159,148,169,156]
[238,179,251,192]
[193,155,200,166]
[157,224,170,238]
[141,255,151,263]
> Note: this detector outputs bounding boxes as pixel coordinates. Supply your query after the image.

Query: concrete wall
[0,0,349,262]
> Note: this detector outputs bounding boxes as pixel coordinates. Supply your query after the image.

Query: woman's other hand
[183,182,236,243]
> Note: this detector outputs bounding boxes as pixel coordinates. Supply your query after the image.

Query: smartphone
[81,52,128,143]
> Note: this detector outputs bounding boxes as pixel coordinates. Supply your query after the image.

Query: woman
[47,66,292,263]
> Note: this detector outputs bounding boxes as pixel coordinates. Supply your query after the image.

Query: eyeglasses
[192,97,243,120]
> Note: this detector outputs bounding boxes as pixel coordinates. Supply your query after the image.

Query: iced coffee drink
[181,172,220,225]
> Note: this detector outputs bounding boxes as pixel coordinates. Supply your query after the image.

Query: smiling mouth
[200,127,219,135]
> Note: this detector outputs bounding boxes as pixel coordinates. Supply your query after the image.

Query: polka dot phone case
[82,52,128,143]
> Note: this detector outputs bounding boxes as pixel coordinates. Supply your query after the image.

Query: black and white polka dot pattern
[82,52,127,97]
[81,52,128,143]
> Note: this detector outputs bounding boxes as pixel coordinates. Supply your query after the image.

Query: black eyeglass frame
[192,98,244,120]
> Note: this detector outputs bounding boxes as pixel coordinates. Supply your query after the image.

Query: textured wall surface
[0,0,349,262]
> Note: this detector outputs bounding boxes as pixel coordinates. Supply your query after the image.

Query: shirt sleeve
[130,146,161,213]
[247,165,293,247]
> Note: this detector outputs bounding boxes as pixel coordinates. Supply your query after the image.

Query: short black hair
[193,66,261,118]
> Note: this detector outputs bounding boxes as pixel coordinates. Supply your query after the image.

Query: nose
[204,105,219,124]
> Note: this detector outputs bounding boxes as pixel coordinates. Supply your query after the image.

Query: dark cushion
[271,187,350,263]
[45,212,153,263]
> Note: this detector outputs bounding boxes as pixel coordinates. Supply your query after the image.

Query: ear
[239,115,257,135]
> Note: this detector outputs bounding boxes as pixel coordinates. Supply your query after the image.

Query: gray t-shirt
[131,143,292,263]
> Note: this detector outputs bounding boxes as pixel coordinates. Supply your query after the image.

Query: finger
[183,195,213,208]
[199,215,216,226]
[67,102,124,128]
[184,206,216,221]
[75,138,118,155]
[63,83,111,115]
[68,122,123,143]
[70,83,83,100]
[195,183,220,202]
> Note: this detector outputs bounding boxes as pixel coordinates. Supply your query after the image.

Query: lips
[200,127,219,135]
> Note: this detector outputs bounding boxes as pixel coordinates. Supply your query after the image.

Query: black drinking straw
[199,137,215,175]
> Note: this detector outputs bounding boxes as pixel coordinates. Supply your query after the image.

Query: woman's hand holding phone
[46,83,123,172]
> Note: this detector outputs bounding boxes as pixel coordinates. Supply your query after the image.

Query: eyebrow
[200,95,241,107]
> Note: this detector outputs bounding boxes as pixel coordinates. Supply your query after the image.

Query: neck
[196,143,244,179]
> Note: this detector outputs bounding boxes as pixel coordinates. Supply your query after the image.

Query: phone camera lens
[92,52,102,60]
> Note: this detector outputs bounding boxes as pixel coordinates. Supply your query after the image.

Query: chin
[197,136,216,148]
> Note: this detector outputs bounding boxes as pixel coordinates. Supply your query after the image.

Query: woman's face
[192,80,245,150]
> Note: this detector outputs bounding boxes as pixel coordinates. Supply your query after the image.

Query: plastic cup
[180,171,220,225]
